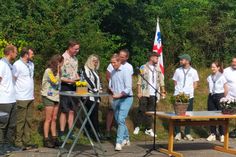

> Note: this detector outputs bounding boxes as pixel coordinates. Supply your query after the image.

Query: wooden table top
[146,111,236,120]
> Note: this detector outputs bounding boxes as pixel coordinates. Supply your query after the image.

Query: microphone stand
[136,68,166,157]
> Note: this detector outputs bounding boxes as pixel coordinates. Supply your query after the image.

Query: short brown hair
[119,49,130,58]
[67,40,80,49]
[4,45,17,55]
[110,53,120,61]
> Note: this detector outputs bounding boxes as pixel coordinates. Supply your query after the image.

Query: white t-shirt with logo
[207,73,227,94]
[107,62,133,75]
[13,59,34,100]
[172,67,199,98]
[224,67,236,98]
[0,59,16,103]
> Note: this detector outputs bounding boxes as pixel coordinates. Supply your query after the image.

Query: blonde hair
[85,54,100,70]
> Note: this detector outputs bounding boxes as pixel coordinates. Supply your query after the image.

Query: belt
[115,95,133,99]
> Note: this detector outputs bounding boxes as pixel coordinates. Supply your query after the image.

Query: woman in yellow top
[41,54,64,148]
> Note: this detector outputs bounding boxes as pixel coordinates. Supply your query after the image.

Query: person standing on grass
[133,52,166,137]
[82,54,104,141]
[206,61,228,143]
[13,47,37,150]
[224,57,236,138]
[59,41,80,141]
[172,54,199,141]
[41,55,64,148]
[0,45,19,153]
[105,49,133,139]
[109,54,133,151]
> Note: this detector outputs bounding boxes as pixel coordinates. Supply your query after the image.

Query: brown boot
[43,138,55,148]
[52,136,62,147]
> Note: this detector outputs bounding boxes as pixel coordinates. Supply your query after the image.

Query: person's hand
[113,93,122,99]
[161,92,166,99]
[107,88,113,95]
[137,93,142,99]
[69,79,76,84]
[57,65,61,75]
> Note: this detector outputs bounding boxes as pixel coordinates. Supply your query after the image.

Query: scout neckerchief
[20,58,33,78]
[147,64,157,84]
[211,72,221,95]
[182,66,191,88]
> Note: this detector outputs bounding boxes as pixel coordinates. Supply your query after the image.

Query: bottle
[80,69,85,81]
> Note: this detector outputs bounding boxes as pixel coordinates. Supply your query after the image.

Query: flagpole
[143,17,167,157]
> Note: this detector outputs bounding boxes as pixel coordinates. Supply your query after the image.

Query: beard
[232,65,236,70]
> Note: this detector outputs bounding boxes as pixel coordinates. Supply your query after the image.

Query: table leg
[78,114,97,155]
[214,119,236,155]
[67,99,95,157]
[159,120,183,157]
[57,98,85,157]
[79,98,105,156]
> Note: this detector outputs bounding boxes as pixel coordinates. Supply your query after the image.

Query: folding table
[57,91,109,157]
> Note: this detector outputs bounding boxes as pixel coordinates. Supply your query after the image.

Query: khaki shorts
[42,96,58,106]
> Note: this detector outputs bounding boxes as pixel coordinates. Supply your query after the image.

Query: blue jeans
[112,97,133,144]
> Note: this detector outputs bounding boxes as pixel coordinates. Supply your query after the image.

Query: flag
[152,18,164,76]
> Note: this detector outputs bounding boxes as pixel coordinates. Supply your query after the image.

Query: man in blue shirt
[109,54,133,151]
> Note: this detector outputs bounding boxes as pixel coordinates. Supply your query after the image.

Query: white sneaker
[145,129,157,137]
[175,133,182,141]
[115,143,122,151]
[207,134,216,142]
[220,135,224,143]
[185,134,194,141]
[133,127,140,135]
[121,139,130,147]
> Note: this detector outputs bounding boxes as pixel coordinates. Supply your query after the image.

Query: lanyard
[1,58,13,71]
[20,58,33,78]
[147,64,156,84]
[211,73,221,94]
[182,67,191,88]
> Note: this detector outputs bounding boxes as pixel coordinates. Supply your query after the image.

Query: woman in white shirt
[82,54,103,141]
[206,61,228,143]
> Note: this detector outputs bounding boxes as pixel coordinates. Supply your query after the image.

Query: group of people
[170,54,236,143]
[1,41,236,154]
[0,45,36,153]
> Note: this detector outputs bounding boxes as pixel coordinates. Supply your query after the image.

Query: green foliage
[0,38,28,58]
[170,93,190,104]
[0,0,236,77]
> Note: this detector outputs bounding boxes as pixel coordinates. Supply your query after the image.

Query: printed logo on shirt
[187,73,192,78]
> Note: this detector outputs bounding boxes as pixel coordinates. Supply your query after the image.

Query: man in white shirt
[105,49,133,138]
[172,54,199,141]
[0,45,18,153]
[224,58,236,98]
[13,47,35,148]
[224,57,236,138]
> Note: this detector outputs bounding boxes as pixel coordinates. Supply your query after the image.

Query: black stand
[137,70,166,157]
